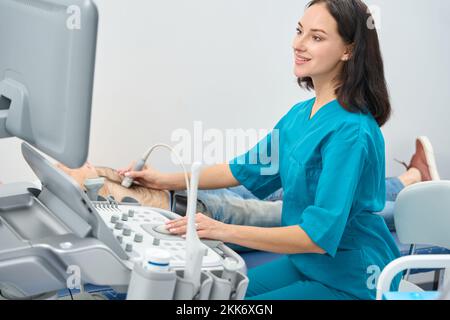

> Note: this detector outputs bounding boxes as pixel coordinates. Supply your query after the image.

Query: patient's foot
[396,136,440,183]
[398,168,421,187]
[410,136,441,181]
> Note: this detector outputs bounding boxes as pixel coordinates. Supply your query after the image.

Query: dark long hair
[299,0,391,127]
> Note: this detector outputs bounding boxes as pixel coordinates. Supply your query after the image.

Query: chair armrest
[376,255,450,300]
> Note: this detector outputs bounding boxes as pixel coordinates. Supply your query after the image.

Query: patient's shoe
[397,136,440,181]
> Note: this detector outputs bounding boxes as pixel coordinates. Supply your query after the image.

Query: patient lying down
[56,162,170,210]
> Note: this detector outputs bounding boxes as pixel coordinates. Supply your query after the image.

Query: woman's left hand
[165,213,229,241]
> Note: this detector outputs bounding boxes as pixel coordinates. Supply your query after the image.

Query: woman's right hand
[117,162,167,190]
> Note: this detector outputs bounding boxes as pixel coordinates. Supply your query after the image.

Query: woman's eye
[296,28,302,35]
[313,36,322,41]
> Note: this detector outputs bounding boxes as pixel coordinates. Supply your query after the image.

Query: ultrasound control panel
[93,202,224,270]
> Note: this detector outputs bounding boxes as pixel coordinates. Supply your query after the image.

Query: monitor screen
[0,0,98,168]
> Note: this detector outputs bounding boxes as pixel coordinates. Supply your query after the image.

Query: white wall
[372,0,450,178]
[1,0,449,184]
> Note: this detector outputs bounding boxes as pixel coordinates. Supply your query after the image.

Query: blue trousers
[245,256,356,300]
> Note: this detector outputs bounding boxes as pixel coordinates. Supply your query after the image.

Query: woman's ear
[342,43,355,61]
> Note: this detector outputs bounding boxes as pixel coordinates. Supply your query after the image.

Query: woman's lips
[295,57,311,65]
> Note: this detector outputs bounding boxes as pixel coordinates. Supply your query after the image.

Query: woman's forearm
[163,164,240,191]
[223,224,326,255]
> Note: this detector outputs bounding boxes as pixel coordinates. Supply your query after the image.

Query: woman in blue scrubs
[123,0,401,300]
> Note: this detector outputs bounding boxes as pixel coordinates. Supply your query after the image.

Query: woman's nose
[293,35,307,52]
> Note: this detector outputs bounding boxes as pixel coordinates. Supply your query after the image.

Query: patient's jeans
[197,177,405,235]
[381,177,406,231]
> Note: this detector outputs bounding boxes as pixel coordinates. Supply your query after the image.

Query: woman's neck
[312,77,338,108]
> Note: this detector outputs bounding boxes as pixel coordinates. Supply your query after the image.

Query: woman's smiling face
[293,2,351,81]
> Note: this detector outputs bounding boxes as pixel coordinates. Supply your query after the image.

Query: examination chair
[376,180,450,300]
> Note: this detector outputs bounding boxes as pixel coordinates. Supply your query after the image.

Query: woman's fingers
[169,223,205,236]
[166,216,186,227]
[166,214,206,235]
[169,225,187,235]
[166,213,204,228]
[121,163,148,175]
[124,170,146,179]
[164,213,223,241]
[167,219,192,235]
[117,161,136,176]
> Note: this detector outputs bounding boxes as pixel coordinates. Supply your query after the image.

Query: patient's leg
[198,188,282,227]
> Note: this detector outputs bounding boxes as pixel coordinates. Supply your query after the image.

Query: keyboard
[93,202,223,270]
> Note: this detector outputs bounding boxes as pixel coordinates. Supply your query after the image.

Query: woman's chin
[294,71,310,78]
[293,67,311,78]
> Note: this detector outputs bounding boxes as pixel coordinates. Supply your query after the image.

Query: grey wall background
[0,0,449,184]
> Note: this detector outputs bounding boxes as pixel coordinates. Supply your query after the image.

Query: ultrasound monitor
[0,0,98,168]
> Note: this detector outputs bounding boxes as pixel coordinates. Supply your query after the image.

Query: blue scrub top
[229,98,401,299]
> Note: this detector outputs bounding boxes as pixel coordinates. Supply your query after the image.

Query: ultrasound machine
[0,0,248,300]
